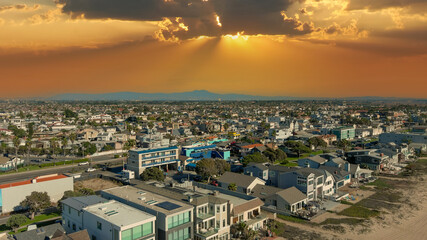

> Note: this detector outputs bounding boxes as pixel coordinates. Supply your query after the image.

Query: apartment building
[134,183,231,240]
[332,126,355,140]
[127,146,180,177]
[100,186,193,240]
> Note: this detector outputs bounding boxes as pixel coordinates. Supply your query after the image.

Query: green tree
[196,158,217,183]
[337,139,351,151]
[214,159,230,175]
[27,123,34,139]
[20,191,51,219]
[242,152,268,166]
[6,214,28,232]
[140,167,165,181]
[82,142,97,155]
[8,125,26,138]
[64,109,78,118]
[228,183,237,191]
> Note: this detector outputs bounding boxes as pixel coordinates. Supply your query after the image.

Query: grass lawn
[281,162,298,167]
[366,179,391,190]
[0,212,61,234]
[277,214,309,224]
[23,213,61,226]
[338,205,380,219]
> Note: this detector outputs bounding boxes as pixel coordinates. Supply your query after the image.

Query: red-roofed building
[0,174,73,214]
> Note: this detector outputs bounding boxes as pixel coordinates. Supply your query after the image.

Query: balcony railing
[196,228,218,238]
[141,159,179,167]
[141,153,176,160]
[196,212,215,221]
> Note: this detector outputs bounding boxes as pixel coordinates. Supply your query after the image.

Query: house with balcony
[127,146,180,177]
[278,168,325,201]
[101,186,193,240]
[61,197,156,240]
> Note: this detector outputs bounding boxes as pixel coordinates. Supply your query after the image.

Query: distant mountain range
[47,90,426,102]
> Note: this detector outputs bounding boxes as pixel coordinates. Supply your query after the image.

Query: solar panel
[155,201,181,211]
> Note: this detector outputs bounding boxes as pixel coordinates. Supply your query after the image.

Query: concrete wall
[1,177,73,213]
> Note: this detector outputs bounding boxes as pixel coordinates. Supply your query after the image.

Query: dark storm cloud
[57,0,314,40]
[346,0,426,11]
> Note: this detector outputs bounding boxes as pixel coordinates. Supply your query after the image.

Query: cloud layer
[57,0,316,40]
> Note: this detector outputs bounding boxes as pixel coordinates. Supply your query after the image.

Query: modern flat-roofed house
[61,195,107,233]
[135,183,232,240]
[83,200,156,240]
[0,174,73,214]
[127,146,180,177]
[345,149,388,171]
[101,186,193,240]
[218,172,265,195]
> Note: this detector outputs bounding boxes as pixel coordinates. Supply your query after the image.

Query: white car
[78,162,89,166]
[86,168,96,172]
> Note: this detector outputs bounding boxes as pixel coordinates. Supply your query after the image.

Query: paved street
[0,157,125,185]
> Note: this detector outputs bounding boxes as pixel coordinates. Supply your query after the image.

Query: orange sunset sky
[0,0,426,98]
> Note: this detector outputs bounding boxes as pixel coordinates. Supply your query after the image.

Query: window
[142,222,153,236]
[122,229,132,240]
[97,221,102,230]
[217,206,220,213]
[68,206,71,214]
[72,223,76,231]
[67,220,70,228]
[223,205,226,212]
[133,225,142,239]
[168,211,191,229]
[92,235,96,240]
[223,219,226,227]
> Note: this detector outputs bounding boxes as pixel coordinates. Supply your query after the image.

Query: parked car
[78,162,89,166]
[86,167,96,172]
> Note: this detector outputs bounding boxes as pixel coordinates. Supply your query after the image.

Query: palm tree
[25,138,32,167]
[50,137,58,165]
[13,136,20,171]
[228,183,237,191]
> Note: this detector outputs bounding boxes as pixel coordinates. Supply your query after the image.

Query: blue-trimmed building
[127,146,180,177]
[181,145,230,170]
[181,145,230,160]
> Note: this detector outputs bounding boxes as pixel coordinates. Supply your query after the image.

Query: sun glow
[223,31,248,40]
[215,14,222,27]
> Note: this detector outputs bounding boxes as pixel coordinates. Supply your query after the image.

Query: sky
[0,0,426,99]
